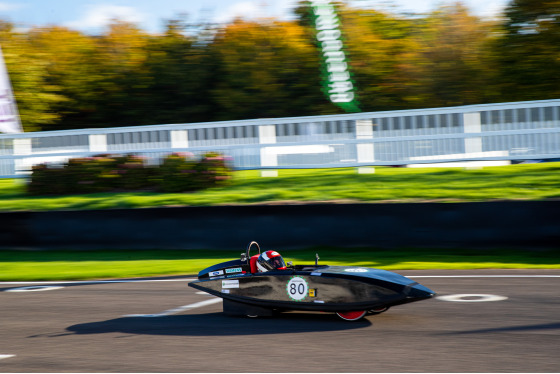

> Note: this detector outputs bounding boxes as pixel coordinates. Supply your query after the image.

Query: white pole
[0,47,23,133]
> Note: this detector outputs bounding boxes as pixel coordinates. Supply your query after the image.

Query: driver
[256,250,287,272]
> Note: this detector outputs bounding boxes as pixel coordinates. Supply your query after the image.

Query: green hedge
[27,152,232,195]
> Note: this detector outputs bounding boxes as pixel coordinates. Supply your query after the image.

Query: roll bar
[241,241,261,263]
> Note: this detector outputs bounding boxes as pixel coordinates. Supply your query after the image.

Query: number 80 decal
[286,276,309,301]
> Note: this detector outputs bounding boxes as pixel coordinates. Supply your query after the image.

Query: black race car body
[188,242,435,321]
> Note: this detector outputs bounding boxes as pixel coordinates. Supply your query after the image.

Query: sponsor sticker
[226,267,242,274]
[222,279,239,289]
[209,270,224,277]
[345,268,368,273]
[286,276,309,301]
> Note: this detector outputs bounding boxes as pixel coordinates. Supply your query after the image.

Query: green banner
[309,0,360,113]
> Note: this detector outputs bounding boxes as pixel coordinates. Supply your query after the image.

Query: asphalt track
[1,269,559,372]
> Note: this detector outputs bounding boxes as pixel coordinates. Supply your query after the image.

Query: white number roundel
[286,276,308,301]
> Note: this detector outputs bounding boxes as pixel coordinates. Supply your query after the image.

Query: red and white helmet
[256,250,287,272]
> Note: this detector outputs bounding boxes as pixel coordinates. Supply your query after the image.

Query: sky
[0,0,509,34]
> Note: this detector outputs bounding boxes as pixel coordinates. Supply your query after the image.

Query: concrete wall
[1,201,558,250]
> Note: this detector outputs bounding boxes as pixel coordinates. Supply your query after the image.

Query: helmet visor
[269,256,286,270]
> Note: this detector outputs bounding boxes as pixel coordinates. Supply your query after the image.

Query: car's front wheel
[367,306,389,315]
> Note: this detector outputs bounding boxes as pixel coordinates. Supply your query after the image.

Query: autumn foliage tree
[406,3,500,107]
[209,19,331,120]
[0,0,557,133]
[495,0,560,101]
[0,21,64,132]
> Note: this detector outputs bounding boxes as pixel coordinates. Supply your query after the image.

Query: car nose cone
[406,282,436,299]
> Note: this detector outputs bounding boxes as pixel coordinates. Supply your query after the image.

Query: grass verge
[1,247,559,281]
[1,162,560,211]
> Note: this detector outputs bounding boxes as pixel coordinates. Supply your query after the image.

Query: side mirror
[287,261,293,267]
[241,253,247,262]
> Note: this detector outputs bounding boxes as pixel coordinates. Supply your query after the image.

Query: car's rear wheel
[336,310,367,321]
[367,306,389,315]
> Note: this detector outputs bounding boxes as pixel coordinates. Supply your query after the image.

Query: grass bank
[1,162,559,211]
[1,247,559,281]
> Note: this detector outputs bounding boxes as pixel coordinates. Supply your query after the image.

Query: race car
[188,241,435,321]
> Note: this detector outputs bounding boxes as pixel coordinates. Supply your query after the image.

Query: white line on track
[1,275,559,286]
[0,354,15,360]
[0,278,196,285]
[5,286,64,292]
[436,294,508,302]
[123,298,222,317]
[3,274,556,316]
[407,275,560,278]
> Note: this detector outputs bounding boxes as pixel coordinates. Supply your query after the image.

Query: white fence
[1,99,559,178]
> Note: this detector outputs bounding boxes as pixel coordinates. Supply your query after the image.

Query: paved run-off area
[1,269,559,372]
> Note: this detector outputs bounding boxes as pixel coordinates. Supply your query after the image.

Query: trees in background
[0,21,64,131]
[0,0,557,132]
[494,0,560,101]
[209,19,332,120]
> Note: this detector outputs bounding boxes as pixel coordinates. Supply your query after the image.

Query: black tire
[367,306,389,315]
